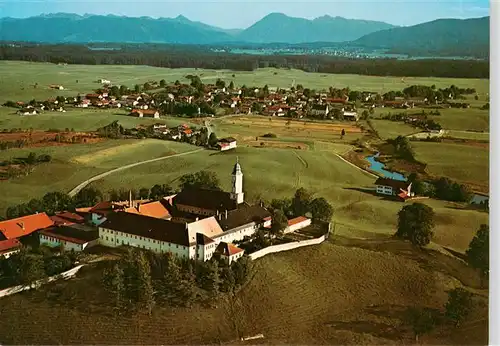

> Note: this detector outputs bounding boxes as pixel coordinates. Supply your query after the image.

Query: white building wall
[214,223,258,244]
[98,227,191,259]
[1,249,20,259]
[39,234,85,252]
[197,242,218,261]
[376,185,394,196]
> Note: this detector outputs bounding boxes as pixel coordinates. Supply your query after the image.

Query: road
[68,148,204,197]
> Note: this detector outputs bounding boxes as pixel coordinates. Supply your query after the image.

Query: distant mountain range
[353,16,490,58]
[0,13,490,57]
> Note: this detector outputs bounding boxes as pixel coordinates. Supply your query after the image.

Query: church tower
[231,157,244,204]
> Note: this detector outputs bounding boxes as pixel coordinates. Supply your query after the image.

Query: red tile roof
[0,213,54,239]
[50,212,85,226]
[216,242,244,256]
[0,238,22,254]
[287,216,309,226]
[136,201,171,219]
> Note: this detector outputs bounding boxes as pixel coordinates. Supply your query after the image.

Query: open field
[444,130,489,141]
[0,238,487,345]
[85,145,487,251]
[370,119,418,139]
[0,107,196,132]
[0,61,490,104]
[213,116,364,147]
[0,139,195,212]
[437,108,489,132]
[412,141,489,191]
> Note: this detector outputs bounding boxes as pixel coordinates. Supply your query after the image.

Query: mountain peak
[175,15,191,22]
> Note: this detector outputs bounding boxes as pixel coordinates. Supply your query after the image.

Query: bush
[262,133,277,138]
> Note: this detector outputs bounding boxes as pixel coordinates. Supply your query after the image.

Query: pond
[366,153,407,181]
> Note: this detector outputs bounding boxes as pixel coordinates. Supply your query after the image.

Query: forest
[0,43,489,78]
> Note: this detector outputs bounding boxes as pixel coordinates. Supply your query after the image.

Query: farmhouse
[39,226,99,252]
[217,137,237,151]
[285,216,311,234]
[374,177,413,199]
[49,84,64,90]
[214,242,245,264]
[343,111,359,121]
[129,109,160,119]
[0,213,54,240]
[0,238,22,259]
[17,108,38,116]
[309,104,329,117]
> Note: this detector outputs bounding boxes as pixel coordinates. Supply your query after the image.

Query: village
[2,77,474,129]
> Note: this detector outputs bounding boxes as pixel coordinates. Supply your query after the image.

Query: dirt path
[68,148,204,197]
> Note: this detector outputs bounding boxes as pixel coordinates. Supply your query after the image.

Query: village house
[343,111,359,121]
[284,216,312,234]
[39,226,99,252]
[309,104,329,118]
[17,108,39,116]
[0,238,22,259]
[49,84,64,90]
[214,242,245,264]
[217,137,237,151]
[374,177,414,200]
[129,109,160,119]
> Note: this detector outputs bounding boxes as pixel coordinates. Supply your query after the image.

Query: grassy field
[0,139,196,212]
[0,61,490,104]
[437,108,489,132]
[445,130,489,141]
[412,141,489,190]
[0,238,487,345]
[213,115,363,148]
[0,107,196,132]
[369,119,418,140]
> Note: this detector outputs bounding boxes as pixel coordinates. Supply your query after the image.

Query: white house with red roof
[0,238,22,258]
[214,242,244,264]
[39,226,99,252]
[285,216,312,234]
[0,213,54,240]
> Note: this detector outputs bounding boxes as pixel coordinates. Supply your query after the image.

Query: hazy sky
[0,0,490,29]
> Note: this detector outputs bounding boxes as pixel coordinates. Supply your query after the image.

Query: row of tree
[0,246,77,289]
[102,248,252,314]
[409,174,473,203]
[0,43,489,78]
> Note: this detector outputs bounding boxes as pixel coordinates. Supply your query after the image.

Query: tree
[291,188,312,217]
[231,256,253,287]
[309,197,333,222]
[229,81,234,90]
[179,171,220,191]
[466,224,489,282]
[42,191,73,215]
[149,184,173,200]
[445,288,473,327]
[396,203,434,247]
[361,110,370,120]
[198,260,220,298]
[26,152,37,165]
[405,307,436,342]
[73,187,103,208]
[159,79,166,87]
[215,78,225,89]
[135,251,155,315]
[270,198,292,217]
[138,187,150,199]
[134,84,141,93]
[208,132,218,147]
[270,209,287,238]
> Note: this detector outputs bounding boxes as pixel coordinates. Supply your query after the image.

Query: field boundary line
[334,152,378,179]
[68,148,204,196]
[293,150,308,168]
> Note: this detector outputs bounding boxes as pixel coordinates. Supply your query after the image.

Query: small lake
[366,153,407,181]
